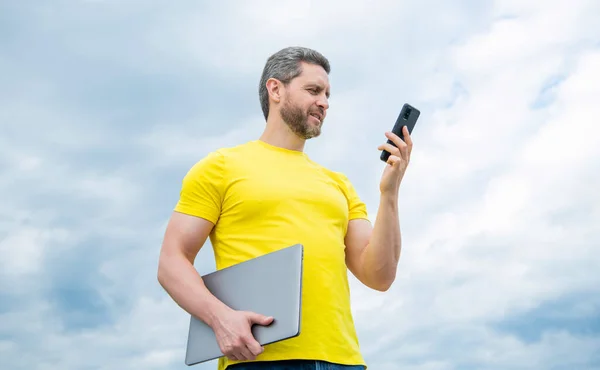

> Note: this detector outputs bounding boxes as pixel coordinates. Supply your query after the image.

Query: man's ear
[266,78,283,103]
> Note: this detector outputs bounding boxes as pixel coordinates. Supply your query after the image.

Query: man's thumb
[247,312,274,326]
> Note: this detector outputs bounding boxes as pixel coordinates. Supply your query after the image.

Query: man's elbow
[370,270,397,292]
[371,278,394,292]
[157,251,172,289]
[157,260,166,288]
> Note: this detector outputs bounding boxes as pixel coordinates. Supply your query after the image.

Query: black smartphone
[380,103,420,162]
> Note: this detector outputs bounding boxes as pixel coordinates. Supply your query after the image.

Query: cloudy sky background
[2,0,600,369]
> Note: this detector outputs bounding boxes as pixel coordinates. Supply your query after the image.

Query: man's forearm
[362,193,402,289]
[157,252,230,327]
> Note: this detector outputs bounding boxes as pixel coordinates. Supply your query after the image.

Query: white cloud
[0,226,70,277]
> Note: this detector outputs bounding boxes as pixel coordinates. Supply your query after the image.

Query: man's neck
[259,117,306,152]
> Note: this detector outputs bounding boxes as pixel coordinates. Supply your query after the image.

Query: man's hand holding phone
[378,126,413,195]
[378,103,419,196]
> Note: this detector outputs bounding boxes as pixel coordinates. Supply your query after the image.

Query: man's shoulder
[209,140,257,157]
[183,141,257,178]
[191,141,257,165]
[205,141,253,157]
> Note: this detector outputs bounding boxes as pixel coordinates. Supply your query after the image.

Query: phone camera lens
[403,108,411,120]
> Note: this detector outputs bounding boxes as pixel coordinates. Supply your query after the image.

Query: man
[157,46,413,370]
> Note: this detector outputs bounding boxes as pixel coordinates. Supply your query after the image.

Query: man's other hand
[212,309,274,361]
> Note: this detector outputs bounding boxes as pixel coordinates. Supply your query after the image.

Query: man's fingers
[386,155,403,167]
[385,131,408,150]
[378,143,403,159]
[238,345,255,361]
[225,343,258,361]
[403,126,413,161]
[403,126,413,148]
[245,311,274,326]
[226,353,241,361]
[245,336,264,357]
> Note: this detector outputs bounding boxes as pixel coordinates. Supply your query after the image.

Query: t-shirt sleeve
[337,172,369,221]
[174,151,225,224]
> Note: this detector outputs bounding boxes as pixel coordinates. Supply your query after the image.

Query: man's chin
[292,129,320,140]
[303,127,321,140]
[283,119,320,140]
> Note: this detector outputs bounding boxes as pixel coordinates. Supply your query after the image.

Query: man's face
[279,62,330,140]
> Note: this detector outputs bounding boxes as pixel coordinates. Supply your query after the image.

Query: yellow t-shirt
[174,139,369,369]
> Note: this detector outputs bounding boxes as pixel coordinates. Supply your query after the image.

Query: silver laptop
[184,244,304,366]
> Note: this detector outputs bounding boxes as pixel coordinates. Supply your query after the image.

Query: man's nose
[317,95,329,110]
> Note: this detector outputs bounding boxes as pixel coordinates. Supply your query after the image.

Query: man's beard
[280,99,322,140]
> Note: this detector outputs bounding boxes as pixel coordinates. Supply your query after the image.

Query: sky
[1,0,600,369]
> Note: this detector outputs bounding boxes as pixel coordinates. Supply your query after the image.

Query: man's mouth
[309,112,322,122]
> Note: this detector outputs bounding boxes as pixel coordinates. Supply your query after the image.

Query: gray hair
[258,46,331,120]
